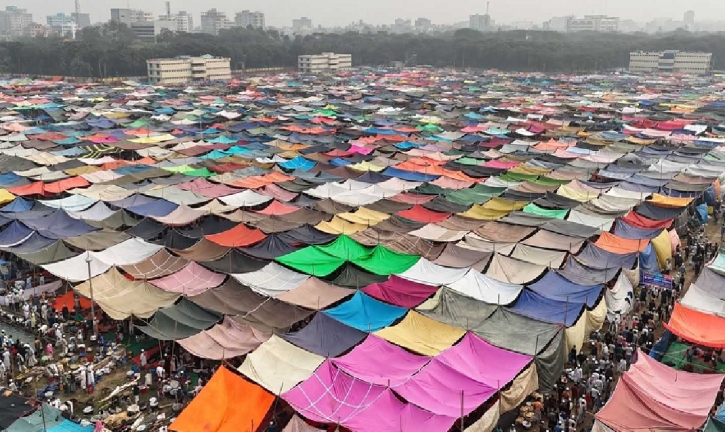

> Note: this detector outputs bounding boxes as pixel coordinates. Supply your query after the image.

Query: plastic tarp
[282,361,456,432]
[282,312,366,357]
[621,210,673,229]
[417,287,498,329]
[509,290,584,326]
[528,271,602,307]
[323,291,407,332]
[361,275,438,308]
[398,258,469,286]
[448,269,522,305]
[374,311,466,355]
[331,335,430,386]
[74,267,180,319]
[485,253,547,284]
[170,366,274,432]
[665,303,725,348]
[4,404,65,432]
[232,263,310,297]
[595,232,649,254]
[205,223,267,247]
[138,298,223,340]
[239,335,325,394]
[595,350,724,431]
[177,317,271,360]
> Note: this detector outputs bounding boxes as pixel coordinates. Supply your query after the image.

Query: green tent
[522,203,569,220]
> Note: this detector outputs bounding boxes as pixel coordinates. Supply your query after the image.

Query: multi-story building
[0,6,33,40]
[469,14,492,31]
[47,13,73,28]
[72,13,90,28]
[298,53,352,73]
[415,18,432,30]
[629,51,712,75]
[26,23,50,37]
[110,8,153,26]
[235,10,265,29]
[566,15,619,32]
[200,9,231,35]
[131,20,176,42]
[147,55,232,84]
[46,14,78,37]
[172,11,193,33]
[292,17,313,33]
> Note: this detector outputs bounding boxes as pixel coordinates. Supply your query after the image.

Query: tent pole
[460,390,464,431]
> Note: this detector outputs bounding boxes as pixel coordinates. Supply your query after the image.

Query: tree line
[2,22,725,78]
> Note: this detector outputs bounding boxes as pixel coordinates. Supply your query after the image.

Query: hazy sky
[6,0,725,27]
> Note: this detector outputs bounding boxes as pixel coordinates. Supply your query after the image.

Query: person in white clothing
[140,350,147,368]
[156,365,165,383]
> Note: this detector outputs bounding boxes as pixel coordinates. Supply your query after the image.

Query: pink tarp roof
[176,177,240,198]
[361,275,439,308]
[151,204,207,226]
[150,261,226,295]
[283,361,456,432]
[395,333,531,417]
[331,335,430,386]
[595,350,724,431]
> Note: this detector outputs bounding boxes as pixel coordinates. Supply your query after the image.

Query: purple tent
[361,276,439,308]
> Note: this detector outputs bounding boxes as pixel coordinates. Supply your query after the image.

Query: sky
[6,0,725,28]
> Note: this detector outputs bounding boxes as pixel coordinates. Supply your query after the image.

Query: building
[292,17,313,33]
[147,55,232,84]
[629,51,712,75]
[0,6,33,40]
[25,23,50,37]
[566,15,619,32]
[298,53,352,73]
[171,11,193,33]
[46,13,78,37]
[235,10,265,29]
[469,14,491,31]
[415,18,432,30]
[71,13,90,28]
[684,10,695,27]
[543,16,573,32]
[201,9,232,35]
[131,20,175,42]
[110,8,153,26]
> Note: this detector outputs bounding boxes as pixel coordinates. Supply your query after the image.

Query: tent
[323,291,407,332]
[664,303,725,348]
[170,366,274,432]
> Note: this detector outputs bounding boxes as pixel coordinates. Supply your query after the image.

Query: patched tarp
[486,253,547,284]
[282,312,366,357]
[361,275,438,308]
[74,267,179,319]
[374,311,466,355]
[190,278,312,332]
[177,317,271,360]
[238,335,325,394]
[417,287,498,329]
[323,291,407,332]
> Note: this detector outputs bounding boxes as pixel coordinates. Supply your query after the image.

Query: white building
[292,17,312,33]
[171,11,193,33]
[469,14,491,31]
[147,55,232,84]
[235,10,265,29]
[298,53,352,73]
[629,51,712,75]
[566,15,619,32]
[131,20,175,42]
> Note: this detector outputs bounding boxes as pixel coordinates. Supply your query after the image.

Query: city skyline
[2,0,723,27]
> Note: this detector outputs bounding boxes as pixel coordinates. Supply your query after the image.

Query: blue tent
[21,210,98,239]
[382,167,440,182]
[323,291,406,332]
[282,312,366,357]
[613,219,663,240]
[0,221,33,247]
[126,199,178,217]
[639,243,661,274]
[697,203,709,224]
[279,156,316,171]
[509,290,585,327]
[527,271,602,308]
[1,197,33,213]
[577,243,638,270]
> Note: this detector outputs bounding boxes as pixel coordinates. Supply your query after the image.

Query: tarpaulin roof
[74,267,179,319]
[448,268,522,305]
[171,366,274,432]
[177,317,270,360]
[0,393,32,429]
[399,258,469,286]
[120,249,189,279]
[282,312,366,357]
[486,253,547,284]
[595,350,724,431]
[205,223,266,247]
[528,270,602,307]
[361,275,438,308]
[664,303,725,348]
[417,287,497,329]
[374,311,466,356]
[323,291,407,332]
[238,335,325,395]
[594,231,650,254]
[509,289,585,326]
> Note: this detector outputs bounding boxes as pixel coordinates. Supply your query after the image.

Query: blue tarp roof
[126,199,178,217]
[22,210,97,239]
[323,291,407,332]
[613,219,663,240]
[1,197,33,213]
[382,167,440,182]
[0,221,33,247]
[576,243,639,270]
[509,289,585,327]
[527,271,602,308]
[282,312,366,357]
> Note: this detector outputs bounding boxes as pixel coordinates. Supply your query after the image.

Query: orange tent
[52,290,92,312]
[206,223,266,247]
[594,232,649,254]
[664,303,725,348]
[170,366,274,432]
[647,194,693,208]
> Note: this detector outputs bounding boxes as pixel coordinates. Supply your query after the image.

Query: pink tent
[595,350,724,431]
[361,276,438,308]
[150,262,226,295]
